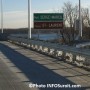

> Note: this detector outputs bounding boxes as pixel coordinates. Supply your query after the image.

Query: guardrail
[8,36,90,69]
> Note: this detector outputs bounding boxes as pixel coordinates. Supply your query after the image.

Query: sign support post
[1,0,3,33]
[79,0,82,39]
[28,0,31,39]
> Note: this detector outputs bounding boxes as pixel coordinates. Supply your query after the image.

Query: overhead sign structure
[34,13,63,29]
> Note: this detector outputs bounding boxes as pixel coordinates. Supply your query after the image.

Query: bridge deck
[0,41,90,90]
[0,52,30,90]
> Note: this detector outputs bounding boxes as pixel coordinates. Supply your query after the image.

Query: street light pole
[1,0,3,33]
[28,0,31,39]
[79,0,82,39]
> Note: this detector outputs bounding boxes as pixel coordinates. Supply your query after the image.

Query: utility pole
[1,0,3,33]
[28,0,31,39]
[79,0,82,39]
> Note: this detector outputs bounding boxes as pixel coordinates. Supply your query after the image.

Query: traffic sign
[34,13,63,22]
[34,13,64,29]
[34,22,63,29]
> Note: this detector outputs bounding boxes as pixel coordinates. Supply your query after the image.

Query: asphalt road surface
[0,41,90,90]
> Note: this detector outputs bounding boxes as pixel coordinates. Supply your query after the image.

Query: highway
[0,41,90,90]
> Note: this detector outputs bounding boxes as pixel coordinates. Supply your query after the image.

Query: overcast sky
[0,0,90,28]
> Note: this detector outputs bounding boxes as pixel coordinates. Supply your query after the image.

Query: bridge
[0,36,90,90]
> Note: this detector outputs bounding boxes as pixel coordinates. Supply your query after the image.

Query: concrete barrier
[8,36,90,69]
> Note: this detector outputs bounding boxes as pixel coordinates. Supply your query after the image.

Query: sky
[0,0,28,28]
[0,0,90,28]
[32,0,90,12]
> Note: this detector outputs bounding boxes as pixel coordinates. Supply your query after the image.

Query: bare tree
[81,8,89,27]
[60,1,90,44]
[62,1,75,44]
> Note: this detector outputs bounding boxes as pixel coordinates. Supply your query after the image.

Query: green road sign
[34,13,63,22]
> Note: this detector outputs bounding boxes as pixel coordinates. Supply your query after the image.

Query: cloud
[82,3,90,8]
[32,9,54,13]
[0,10,28,28]
[32,8,62,14]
